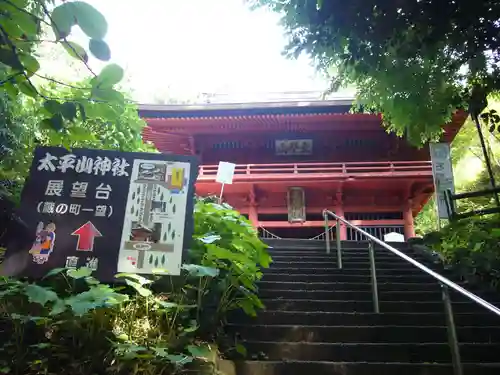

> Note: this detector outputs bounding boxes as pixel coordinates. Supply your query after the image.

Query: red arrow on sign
[71,221,102,252]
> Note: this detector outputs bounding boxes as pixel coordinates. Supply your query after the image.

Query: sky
[39,0,353,103]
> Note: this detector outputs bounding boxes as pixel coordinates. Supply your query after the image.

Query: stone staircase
[226,239,500,375]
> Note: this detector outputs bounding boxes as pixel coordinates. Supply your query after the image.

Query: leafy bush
[423,215,500,290]
[0,198,270,375]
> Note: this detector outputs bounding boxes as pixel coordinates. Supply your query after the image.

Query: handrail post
[336,219,342,269]
[441,284,463,375]
[324,212,331,255]
[368,240,380,313]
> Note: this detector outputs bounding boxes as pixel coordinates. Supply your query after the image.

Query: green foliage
[0,0,126,132]
[0,80,156,201]
[423,215,500,291]
[251,0,500,144]
[0,199,271,374]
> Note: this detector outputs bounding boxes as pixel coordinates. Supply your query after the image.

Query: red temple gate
[139,100,466,240]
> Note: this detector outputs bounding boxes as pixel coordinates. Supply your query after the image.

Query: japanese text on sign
[430,143,455,219]
[37,152,130,177]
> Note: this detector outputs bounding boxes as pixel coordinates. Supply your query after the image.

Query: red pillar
[248,204,258,228]
[403,200,415,239]
[335,193,347,240]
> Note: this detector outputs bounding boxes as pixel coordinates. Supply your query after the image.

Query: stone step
[257,289,497,302]
[261,299,497,313]
[219,360,500,375]
[263,273,435,283]
[242,341,500,362]
[228,324,500,343]
[269,260,433,268]
[270,254,428,264]
[245,311,500,326]
[263,267,446,276]
[257,281,442,291]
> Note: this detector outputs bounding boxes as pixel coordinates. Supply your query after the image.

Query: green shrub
[423,215,500,290]
[0,198,270,375]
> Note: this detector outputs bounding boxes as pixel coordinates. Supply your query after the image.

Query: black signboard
[2,146,198,281]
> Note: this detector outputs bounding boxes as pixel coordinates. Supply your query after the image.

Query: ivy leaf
[67,267,93,279]
[61,102,78,122]
[187,344,212,360]
[92,63,124,88]
[198,234,221,244]
[89,39,111,61]
[24,284,59,307]
[115,273,153,286]
[124,279,152,297]
[51,3,77,40]
[181,264,219,277]
[235,343,247,357]
[73,1,108,40]
[62,41,89,63]
[165,354,193,366]
[0,47,23,70]
[43,267,67,279]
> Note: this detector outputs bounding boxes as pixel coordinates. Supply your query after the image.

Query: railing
[445,187,500,220]
[198,161,432,180]
[322,209,500,375]
[258,227,282,239]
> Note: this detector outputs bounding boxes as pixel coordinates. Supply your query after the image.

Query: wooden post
[335,191,347,240]
[248,185,258,227]
[403,200,415,239]
[248,205,258,227]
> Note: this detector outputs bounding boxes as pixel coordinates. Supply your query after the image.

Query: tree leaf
[51,3,77,40]
[62,41,89,63]
[72,1,108,40]
[24,284,59,307]
[92,63,124,88]
[91,87,125,104]
[43,99,62,115]
[18,81,38,98]
[61,102,78,121]
[18,54,40,76]
[89,39,111,61]
[0,47,23,70]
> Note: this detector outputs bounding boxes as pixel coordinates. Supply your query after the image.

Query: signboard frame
[430,142,455,220]
[1,146,199,281]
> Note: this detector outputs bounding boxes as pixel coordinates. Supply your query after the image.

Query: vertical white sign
[216,161,236,185]
[117,160,191,275]
[430,143,455,219]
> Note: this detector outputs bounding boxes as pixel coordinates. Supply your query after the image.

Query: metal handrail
[323,208,500,375]
[323,209,500,316]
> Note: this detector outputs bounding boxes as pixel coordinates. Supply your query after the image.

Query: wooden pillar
[248,205,258,227]
[248,184,258,228]
[335,191,347,240]
[403,200,415,240]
